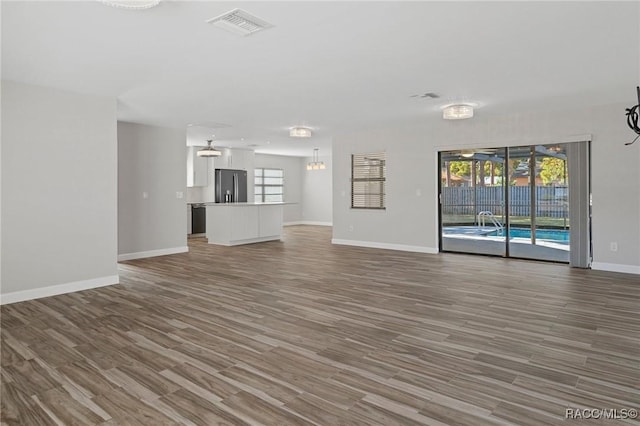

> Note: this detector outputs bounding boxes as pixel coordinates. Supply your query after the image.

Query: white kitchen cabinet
[186,146,209,187]
[215,148,233,169]
[214,148,254,171]
[205,203,283,246]
[187,204,192,235]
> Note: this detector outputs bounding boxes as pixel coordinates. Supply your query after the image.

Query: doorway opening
[438,142,591,267]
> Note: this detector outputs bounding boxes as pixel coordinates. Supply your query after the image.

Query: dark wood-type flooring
[2,226,639,425]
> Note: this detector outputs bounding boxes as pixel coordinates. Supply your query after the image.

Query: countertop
[204,202,291,206]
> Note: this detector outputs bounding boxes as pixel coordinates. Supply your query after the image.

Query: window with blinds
[254,168,284,202]
[351,152,386,209]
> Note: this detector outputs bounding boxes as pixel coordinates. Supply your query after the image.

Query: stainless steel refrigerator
[215,169,247,203]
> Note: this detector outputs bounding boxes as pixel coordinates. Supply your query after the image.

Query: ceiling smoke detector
[206,9,274,37]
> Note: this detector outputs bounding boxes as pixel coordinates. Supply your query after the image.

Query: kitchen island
[205,202,284,246]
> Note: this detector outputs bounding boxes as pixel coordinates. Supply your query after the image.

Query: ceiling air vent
[206,9,273,37]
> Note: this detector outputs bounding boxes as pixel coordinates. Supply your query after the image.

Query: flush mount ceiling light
[460,150,475,158]
[197,139,222,157]
[99,0,160,10]
[290,127,312,138]
[306,148,326,171]
[443,104,475,120]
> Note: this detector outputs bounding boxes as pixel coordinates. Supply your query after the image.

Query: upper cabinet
[186,146,209,187]
[214,148,255,171]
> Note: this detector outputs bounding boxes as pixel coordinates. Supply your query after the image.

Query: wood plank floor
[2,225,639,425]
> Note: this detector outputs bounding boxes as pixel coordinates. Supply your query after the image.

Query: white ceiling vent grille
[206,9,273,37]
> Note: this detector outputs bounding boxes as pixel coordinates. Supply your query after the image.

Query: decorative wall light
[443,104,474,120]
[197,139,222,157]
[306,148,326,170]
[290,127,312,138]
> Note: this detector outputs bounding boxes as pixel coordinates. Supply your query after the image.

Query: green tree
[449,161,471,177]
[539,158,567,185]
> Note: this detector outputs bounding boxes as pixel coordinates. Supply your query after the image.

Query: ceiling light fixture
[197,138,222,157]
[460,150,475,158]
[306,148,326,171]
[443,104,474,120]
[99,0,161,10]
[290,127,312,138]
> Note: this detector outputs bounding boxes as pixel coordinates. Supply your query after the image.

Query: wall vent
[206,9,273,37]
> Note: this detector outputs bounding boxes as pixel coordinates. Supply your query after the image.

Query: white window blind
[254,168,284,202]
[351,152,386,209]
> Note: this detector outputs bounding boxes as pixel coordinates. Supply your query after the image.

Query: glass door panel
[440,149,507,256]
[507,144,570,262]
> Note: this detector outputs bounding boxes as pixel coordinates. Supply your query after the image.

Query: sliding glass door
[439,142,589,266]
[507,144,570,262]
[440,148,507,256]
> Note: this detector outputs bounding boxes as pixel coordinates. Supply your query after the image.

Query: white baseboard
[284,221,333,227]
[0,275,119,305]
[591,262,640,275]
[118,246,189,262]
[332,238,438,254]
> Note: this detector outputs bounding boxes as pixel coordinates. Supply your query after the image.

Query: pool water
[493,227,569,243]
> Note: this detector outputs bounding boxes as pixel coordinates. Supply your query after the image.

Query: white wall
[254,154,303,223]
[186,186,205,203]
[302,154,333,225]
[333,102,640,274]
[118,122,188,260]
[1,81,119,303]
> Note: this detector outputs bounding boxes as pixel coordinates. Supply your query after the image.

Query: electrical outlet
[416,188,422,197]
[610,242,618,252]
[349,225,354,232]
[142,192,149,199]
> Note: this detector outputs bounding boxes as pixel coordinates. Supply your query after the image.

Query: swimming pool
[494,228,569,243]
[443,226,569,244]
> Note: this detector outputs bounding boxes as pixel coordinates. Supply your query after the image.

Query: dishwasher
[191,204,206,235]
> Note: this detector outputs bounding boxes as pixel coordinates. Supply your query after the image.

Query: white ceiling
[2,1,639,156]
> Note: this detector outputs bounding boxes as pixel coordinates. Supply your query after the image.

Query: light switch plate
[176,191,184,199]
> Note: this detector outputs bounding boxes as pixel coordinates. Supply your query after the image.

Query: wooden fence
[442,186,568,218]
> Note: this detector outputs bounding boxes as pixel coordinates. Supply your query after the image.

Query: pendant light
[197,139,222,157]
[306,148,326,170]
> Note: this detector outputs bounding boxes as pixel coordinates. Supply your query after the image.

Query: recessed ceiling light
[99,0,160,10]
